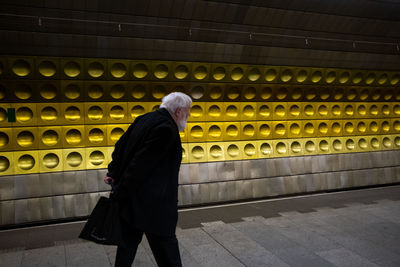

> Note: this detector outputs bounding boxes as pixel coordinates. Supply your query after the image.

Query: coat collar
[158,108,178,129]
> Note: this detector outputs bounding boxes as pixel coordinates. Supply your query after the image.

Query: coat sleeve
[119,122,177,190]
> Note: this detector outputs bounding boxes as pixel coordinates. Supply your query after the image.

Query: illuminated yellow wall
[0,56,399,176]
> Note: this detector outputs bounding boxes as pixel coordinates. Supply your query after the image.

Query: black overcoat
[107,108,182,236]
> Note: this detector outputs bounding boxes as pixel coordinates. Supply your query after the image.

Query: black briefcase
[79,194,126,247]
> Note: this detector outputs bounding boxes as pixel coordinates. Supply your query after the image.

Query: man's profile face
[176,106,191,131]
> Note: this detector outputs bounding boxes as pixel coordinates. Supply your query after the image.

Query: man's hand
[104,176,114,185]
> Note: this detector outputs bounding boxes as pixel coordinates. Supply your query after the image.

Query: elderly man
[104,92,192,267]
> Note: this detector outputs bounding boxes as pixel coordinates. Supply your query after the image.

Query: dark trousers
[114,228,182,267]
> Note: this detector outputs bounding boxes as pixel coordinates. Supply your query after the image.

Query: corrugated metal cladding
[0,0,399,227]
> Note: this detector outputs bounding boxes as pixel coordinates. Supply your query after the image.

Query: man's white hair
[160,92,192,113]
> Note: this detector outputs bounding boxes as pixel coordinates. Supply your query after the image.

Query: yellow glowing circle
[64,61,80,77]
[382,105,390,116]
[190,126,204,138]
[174,65,189,80]
[38,60,56,77]
[208,125,222,138]
[0,86,5,100]
[260,87,272,100]
[192,146,204,159]
[210,145,223,158]
[260,143,272,156]
[347,89,357,101]
[43,153,59,169]
[151,105,160,112]
[209,86,222,100]
[40,106,57,122]
[259,124,271,137]
[319,140,329,152]
[305,141,316,152]
[226,125,239,137]
[87,106,103,121]
[88,128,104,144]
[289,105,300,117]
[304,105,314,117]
[320,88,330,100]
[193,66,207,80]
[339,72,350,84]
[357,122,367,133]
[227,144,240,157]
[318,105,328,116]
[65,129,82,145]
[331,105,341,116]
[378,74,388,85]
[66,152,82,167]
[89,151,105,166]
[318,122,328,134]
[131,105,145,119]
[243,105,255,118]
[344,122,354,134]
[290,123,300,135]
[369,121,379,133]
[110,127,124,142]
[394,137,400,147]
[110,84,125,99]
[352,72,363,84]
[304,123,314,134]
[384,90,393,101]
[371,138,379,149]
[110,63,127,78]
[243,124,255,138]
[305,88,316,100]
[394,105,400,115]
[244,87,256,100]
[15,84,32,100]
[0,108,6,122]
[275,123,286,136]
[190,105,202,118]
[332,139,342,151]
[357,105,367,116]
[259,105,271,118]
[390,74,400,85]
[265,68,277,82]
[16,107,33,123]
[274,105,286,117]
[132,85,146,99]
[276,142,287,154]
[248,68,261,81]
[190,86,204,100]
[152,85,166,99]
[371,90,381,101]
[154,64,169,79]
[133,63,148,78]
[18,154,35,170]
[226,105,238,119]
[64,83,80,100]
[281,69,293,82]
[231,67,244,81]
[333,88,344,100]
[276,87,288,100]
[359,89,369,100]
[208,105,221,119]
[383,137,392,148]
[88,84,103,99]
[182,148,186,159]
[296,70,308,83]
[12,59,31,76]
[365,73,375,84]
[110,105,125,121]
[325,71,336,83]
[39,84,57,100]
[358,138,367,149]
[244,144,256,156]
[332,122,341,134]
[291,141,301,153]
[381,121,390,133]
[345,105,354,116]
[292,87,302,100]
[213,67,226,80]
[0,132,9,148]
[42,130,58,146]
[88,62,105,78]
[311,71,322,83]
[0,156,10,172]
[369,105,378,116]
[227,87,240,100]
[346,139,355,150]
[394,120,400,131]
